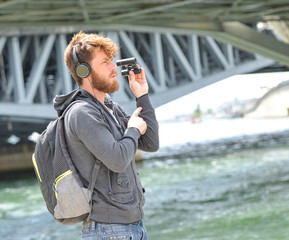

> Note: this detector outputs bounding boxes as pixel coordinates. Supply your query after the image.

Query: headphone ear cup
[76,63,91,78]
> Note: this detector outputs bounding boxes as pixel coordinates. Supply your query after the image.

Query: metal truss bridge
[0,30,278,121]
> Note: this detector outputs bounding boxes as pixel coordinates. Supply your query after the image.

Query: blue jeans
[81,220,148,240]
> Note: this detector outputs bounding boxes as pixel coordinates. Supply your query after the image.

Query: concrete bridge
[1,0,289,171]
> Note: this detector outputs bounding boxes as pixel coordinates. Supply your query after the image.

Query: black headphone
[72,44,91,78]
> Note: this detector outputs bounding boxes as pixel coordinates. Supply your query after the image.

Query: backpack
[32,100,100,225]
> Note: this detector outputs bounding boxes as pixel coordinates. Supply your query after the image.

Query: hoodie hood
[53,88,113,117]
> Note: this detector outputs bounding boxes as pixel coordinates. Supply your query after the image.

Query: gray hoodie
[53,89,159,224]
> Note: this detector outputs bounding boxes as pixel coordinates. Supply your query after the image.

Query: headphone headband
[72,45,80,64]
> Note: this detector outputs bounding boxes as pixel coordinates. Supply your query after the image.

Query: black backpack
[32,100,99,225]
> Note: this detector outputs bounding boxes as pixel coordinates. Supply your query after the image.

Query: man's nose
[111,61,117,70]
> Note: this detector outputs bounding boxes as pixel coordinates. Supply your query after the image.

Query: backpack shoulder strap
[58,100,83,180]
[59,100,82,119]
[87,162,100,220]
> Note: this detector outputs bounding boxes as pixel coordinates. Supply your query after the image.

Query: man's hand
[128,67,148,98]
[127,107,147,135]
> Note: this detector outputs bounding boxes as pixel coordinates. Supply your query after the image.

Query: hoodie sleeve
[136,94,159,152]
[66,102,141,173]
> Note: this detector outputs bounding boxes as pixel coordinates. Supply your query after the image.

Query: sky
[155,71,289,121]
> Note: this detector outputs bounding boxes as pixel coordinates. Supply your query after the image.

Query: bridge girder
[0,30,274,121]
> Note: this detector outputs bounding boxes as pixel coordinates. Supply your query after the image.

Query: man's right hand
[127,107,147,135]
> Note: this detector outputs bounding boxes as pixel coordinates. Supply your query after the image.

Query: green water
[1,146,289,240]
[142,146,289,240]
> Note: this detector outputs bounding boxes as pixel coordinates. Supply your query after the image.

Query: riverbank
[2,117,289,172]
[0,143,35,172]
[143,117,289,159]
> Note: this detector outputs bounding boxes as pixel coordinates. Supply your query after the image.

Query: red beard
[90,70,119,93]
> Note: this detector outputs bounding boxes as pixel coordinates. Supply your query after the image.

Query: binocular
[116,57,141,76]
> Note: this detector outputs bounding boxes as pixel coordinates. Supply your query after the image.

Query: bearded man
[53,31,159,239]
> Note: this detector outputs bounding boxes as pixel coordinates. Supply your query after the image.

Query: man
[53,31,159,239]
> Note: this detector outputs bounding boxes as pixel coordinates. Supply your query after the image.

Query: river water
[1,118,289,240]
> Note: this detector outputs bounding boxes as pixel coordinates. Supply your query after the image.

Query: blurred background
[1,1,289,239]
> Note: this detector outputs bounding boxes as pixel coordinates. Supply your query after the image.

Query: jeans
[81,220,148,240]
